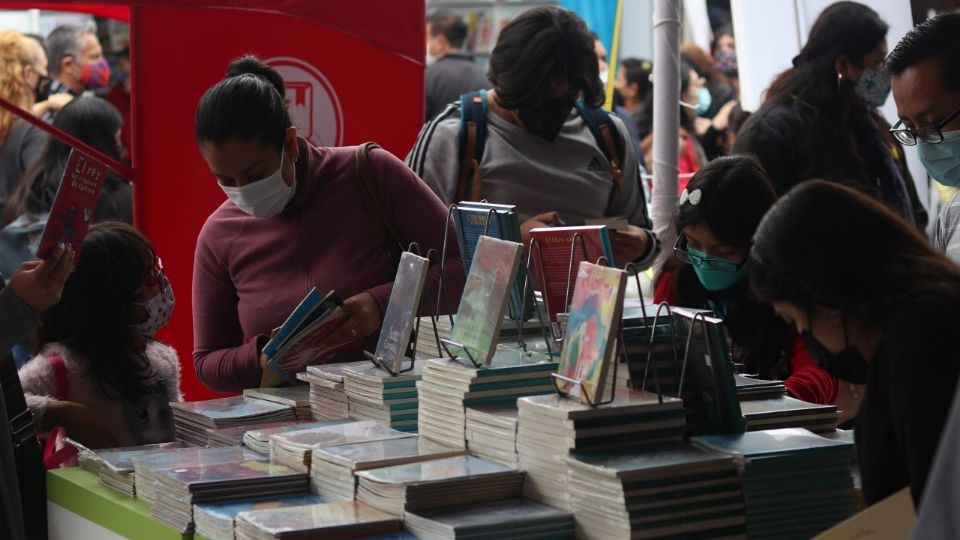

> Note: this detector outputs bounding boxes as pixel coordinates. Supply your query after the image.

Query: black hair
[750,180,960,327]
[654,155,786,378]
[489,6,604,109]
[4,96,122,224]
[764,1,888,108]
[886,12,960,91]
[620,57,653,101]
[195,55,291,150]
[427,11,468,49]
[39,221,159,401]
[712,25,734,53]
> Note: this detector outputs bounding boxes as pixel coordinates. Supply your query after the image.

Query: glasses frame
[890,107,960,146]
[673,234,746,273]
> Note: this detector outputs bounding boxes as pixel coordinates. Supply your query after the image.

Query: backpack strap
[46,353,68,401]
[575,101,625,193]
[457,90,488,202]
[355,143,405,260]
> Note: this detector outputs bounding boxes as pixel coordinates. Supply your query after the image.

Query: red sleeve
[653,269,676,305]
[784,333,839,405]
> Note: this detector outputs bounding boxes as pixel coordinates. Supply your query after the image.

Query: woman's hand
[44,401,121,449]
[324,292,382,347]
[7,244,74,313]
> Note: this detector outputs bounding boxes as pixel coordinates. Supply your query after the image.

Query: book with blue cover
[692,427,855,459]
[235,501,402,539]
[404,498,574,540]
[194,493,327,540]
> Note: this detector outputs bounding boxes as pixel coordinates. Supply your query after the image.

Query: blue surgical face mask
[918,129,960,188]
[687,246,747,292]
[695,87,712,117]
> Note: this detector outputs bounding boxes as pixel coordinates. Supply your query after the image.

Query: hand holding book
[322,291,381,348]
[609,225,650,263]
[519,211,564,246]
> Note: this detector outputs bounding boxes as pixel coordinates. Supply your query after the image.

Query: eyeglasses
[673,234,745,273]
[134,257,166,296]
[890,107,960,145]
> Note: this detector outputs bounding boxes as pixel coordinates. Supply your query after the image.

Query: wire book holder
[517,239,558,357]
[638,302,682,405]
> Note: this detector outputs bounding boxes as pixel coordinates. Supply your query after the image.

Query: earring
[836,72,843,90]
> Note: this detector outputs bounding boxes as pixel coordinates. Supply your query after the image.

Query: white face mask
[219,154,296,218]
[132,284,175,337]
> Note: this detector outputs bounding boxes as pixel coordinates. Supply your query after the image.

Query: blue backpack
[456,90,626,202]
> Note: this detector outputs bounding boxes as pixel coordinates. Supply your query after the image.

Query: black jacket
[425,53,490,122]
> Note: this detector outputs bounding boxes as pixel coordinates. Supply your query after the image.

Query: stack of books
[693,427,858,539]
[269,421,413,473]
[194,493,326,540]
[207,420,317,448]
[244,387,312,420]
[417,351,557,449]
[170,397,296,446]
[464,403,519,466]
[343,362,422,432]
[414,315,452,361]
[311,436,465,502]
[621,306,682,397]
[152,457,309,533]
[567,443,746,539]
[739,396,840,433]
[133,446,261,505]
[517,390,686,511]
[296,361,369,420]
[356,455,523,516]
[734,374,787,400]
[242,420,351,455]
[94,442,184,496]
[234,501,402,540]
[405,498,575,540]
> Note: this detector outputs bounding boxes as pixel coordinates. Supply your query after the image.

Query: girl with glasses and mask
[193,56,464,393]
[653,155,840,408]
[18,222,181,449]
[750,180,960,508]
[734,1,927,230]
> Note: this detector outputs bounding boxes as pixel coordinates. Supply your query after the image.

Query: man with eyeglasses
[887,13,960,261]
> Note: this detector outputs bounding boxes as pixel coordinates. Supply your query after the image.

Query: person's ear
[834,55,857,86]
[61,55,77,78]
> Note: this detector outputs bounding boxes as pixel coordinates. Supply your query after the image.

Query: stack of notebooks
[133,446,262,505]
[171,397,296,446]
[207,420,316,448]
[94,442,184,496]
[244,387,312,420]
[464,403,519,466]
[417,351,558,449]
[194,493,326,540]
[567,443,746,539]
[234,501,402,540]
[343,362,422,432]
[151,457,309,533]
[517,390,687,511]
[356,455,523,516]
[269,420,413,473]
[405,498,575,540]
[739,396,840,433]
[734,374,787,400]
[693,427,858,539]
[243,420,351,455]
[311,435,465,502]
[296,361,369,420]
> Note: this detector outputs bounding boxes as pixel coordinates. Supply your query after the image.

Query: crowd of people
[1,2,960,538]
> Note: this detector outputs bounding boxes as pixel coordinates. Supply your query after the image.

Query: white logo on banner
[265,56,344,147]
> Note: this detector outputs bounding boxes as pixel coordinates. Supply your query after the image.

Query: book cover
[557,262,627,404]
[739,396,838,419]
[569,443,735,477]
[236,501,400,536]
[268,305,359,385]
[133,446,260,471]
[306,360,371,381]
[244,419,352,441]
[448,236,523,365]
[812,488,914,540]
[157,458,304,487]
[518,389,683,420]
[36,148,109,258]
[261,288,330,359]
[170,396,293,420]
[314,436,464,470]
[97,442,185,473]
[528,226,616,326]
[272,421,411,450]
[407,498,571,528]
[356,455,515,485]
[375,251,430,372]
[692,428,855,458]
[196,493,327,522]
[243,386,311,407]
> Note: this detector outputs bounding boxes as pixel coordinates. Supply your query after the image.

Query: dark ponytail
[195,55,291,150]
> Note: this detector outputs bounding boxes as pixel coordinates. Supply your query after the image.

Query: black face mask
[518,97,575,142]
[798,330,869,384]
[35,74,51,103]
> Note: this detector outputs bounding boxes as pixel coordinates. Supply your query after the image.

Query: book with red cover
[36,148,109,258]
[528,226,616,332]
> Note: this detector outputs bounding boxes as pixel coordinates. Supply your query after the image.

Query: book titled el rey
[37,148,109,258]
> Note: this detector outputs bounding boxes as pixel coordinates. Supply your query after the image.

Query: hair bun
[225,55,285,96]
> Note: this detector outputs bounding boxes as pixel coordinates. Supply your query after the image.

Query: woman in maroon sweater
[191,56,464,392]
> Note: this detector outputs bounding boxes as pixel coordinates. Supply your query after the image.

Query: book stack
[734,374,787,400]
[244,387,312,420]
[739,396,840,434]
[621,306,682,397]
[418,351,558,449]
[405,498,575,540]
[95,442,184,496]
[311,436,465,502]
[269,421,413,473]
[207,420,318,448]
[343,362,422,432]
[296,361,369,420]
[356,455,523,516]
[567,443,746,539]
[464,403,519,466]
[152,458,309,533]
[171,397,296,446]
[243,420,352,455]
[65,438,104,473]
[234,501,402,540]
[693,428,859,539]
[133,446,262,505]
[517,390,687,511]
[194,493,326,540]
[414,316,452,361]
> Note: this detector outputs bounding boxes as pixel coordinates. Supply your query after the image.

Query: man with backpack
[407,6,659,269]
